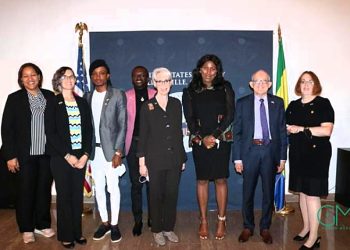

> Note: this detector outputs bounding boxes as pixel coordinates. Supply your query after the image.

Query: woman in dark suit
[138,67,186,246]
[45,66,92,248]
[1,63,55,243]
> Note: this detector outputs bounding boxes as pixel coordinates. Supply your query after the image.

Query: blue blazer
[232,93,287,165]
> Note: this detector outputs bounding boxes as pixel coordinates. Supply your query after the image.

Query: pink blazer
[125,87,156,155]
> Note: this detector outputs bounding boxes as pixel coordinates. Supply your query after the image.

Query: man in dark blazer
[84,59,127,243]
[232,69,287,244]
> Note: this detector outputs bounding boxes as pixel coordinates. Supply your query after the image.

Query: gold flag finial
[278,24,282,42]
[75,22,88,47]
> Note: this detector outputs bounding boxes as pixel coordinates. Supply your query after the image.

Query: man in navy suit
[232,69,287,244]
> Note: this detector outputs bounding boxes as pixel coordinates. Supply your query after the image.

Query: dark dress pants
[242,144,276,231]
[148,167,181,233]
[16,155,52,232]
[126,138,150,223]
[50,156,85,242]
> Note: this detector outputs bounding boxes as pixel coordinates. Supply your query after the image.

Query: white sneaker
[153,232,166,246]
[34,228,55,238]
[23,232,35,243]
[163,231,179,243]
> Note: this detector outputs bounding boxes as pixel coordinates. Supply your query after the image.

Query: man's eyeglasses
[251,79,270,85]
[154,79,171,84]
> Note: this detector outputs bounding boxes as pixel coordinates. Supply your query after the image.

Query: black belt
[95,143,101,147]
[252,139,271,145]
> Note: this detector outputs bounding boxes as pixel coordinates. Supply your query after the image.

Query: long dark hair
[188,54,225,92]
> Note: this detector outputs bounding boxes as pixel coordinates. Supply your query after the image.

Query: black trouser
[16,155,52,232]
[50,155,85,242]
[126,138,150,223]
[148,167,181,233]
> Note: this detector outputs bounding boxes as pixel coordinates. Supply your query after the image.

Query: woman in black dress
[286,71,334,250]
[183,55,235,240]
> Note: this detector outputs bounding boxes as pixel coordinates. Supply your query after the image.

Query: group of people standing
[1,54,334,250]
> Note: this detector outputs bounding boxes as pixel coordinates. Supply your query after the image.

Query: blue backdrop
[90,30,272,210]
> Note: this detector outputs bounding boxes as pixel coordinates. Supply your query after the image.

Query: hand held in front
[75,155,88,169]
[7,158,20,173]
[234,162,244,174]
[66,154,79,168]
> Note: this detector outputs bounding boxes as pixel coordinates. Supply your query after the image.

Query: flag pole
[75,22,93,215]
[275,24,294,216]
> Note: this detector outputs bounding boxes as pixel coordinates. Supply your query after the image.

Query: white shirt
[91,90,106,143]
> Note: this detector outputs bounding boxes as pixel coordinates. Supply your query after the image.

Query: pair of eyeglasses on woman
[154,79,171,84]
[61,75,76,81]
[301,80,314,85]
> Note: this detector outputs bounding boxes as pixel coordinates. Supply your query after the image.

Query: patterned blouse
[27,90,46,155]
[65,100,82,150]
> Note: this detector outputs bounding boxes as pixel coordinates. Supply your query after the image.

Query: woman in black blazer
[138,67,186,246]
[45,66,92,248]
[1,63,55,244]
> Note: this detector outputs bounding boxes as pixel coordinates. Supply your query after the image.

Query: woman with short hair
[138,67,186,246]
[286,71,334,250]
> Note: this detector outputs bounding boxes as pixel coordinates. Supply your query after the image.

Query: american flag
[75,45,93,198]
[75,46,89,96]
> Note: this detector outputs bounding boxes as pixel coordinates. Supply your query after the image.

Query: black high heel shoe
[293,231,310,241]
[299,236,321,250]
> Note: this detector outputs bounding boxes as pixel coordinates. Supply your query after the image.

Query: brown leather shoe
[260,229,273,244]
[238,229,252,242]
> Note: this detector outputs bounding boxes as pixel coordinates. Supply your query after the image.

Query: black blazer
[137,97,187,170]
[44,93,92,158]
[1,88,54,163]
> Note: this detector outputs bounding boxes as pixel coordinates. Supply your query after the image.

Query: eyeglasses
[154,79,171,84]
[251,79,270,85]
[61,75,76,81]
[301,80,314,85]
